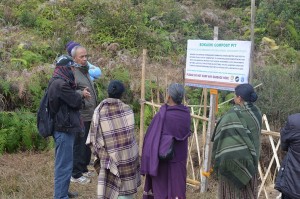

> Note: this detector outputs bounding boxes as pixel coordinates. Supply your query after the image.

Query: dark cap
[56,55,79,67]
[66,41,80,56]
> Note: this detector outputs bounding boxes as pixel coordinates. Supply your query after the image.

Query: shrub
[0,111,50,154]
[257,0,300,50]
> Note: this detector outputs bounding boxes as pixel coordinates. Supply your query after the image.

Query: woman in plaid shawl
[211,83,262,199]
[87,80,141,199]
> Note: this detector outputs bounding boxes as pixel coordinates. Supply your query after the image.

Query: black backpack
[37,79,55,138]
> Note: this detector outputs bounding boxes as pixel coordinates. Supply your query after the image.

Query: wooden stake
[201,92,216,192]
[156,75,160,104]
[201,26,218,192]
[139,49,147,155]
[249,0,255,83]
[202,88,208,152]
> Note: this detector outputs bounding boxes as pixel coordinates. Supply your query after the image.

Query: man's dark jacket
[275,113,300,199]
[48,78,83,133]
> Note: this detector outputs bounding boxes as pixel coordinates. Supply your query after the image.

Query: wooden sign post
[139,49,147,155]
[200,27,218,192]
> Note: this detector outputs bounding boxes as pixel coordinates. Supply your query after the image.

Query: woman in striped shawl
[87,80,141,199]
[211,83,262,199]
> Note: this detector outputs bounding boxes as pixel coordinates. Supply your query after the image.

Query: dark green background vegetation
[0,0,299,154]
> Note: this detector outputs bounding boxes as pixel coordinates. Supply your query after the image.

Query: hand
[83,87,91,99]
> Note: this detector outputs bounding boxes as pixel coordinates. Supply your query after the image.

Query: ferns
[0,111,50,154]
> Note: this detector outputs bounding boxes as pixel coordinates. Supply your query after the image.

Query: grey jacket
[74,67,98,121]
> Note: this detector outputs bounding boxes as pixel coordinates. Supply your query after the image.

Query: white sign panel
[185,40,251,91]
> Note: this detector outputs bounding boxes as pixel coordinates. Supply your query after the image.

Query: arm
[60,81,83,109]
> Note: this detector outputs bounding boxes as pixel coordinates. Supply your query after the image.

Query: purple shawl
[141,104,191,177]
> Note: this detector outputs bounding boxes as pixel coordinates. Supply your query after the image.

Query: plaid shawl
[212,102,262,189]
[87,98,141,199]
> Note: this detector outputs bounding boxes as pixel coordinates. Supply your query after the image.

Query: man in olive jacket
[70,45,98,184]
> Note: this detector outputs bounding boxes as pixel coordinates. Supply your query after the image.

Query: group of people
[48,43,191,199]
[48,41,100,198]
[46,41,298,199]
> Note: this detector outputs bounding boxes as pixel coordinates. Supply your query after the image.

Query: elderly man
[48,55,84,198]
[70,45,98,184]
[87,80,141,199]
[66,41,102,81]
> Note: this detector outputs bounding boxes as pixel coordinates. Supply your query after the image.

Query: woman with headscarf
[211,83,262,199]
[87,80,141,199]
[141,83,191,199]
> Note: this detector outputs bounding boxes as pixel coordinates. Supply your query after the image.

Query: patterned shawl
[53,65,76,89]
[87,98,141,199]
[211,102,262,189]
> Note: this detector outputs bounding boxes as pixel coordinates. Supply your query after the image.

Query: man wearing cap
[48,55,86,198]
[68,44,98,184]
[66,41,102,81]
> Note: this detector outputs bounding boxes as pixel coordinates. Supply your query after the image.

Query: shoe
[68,191,78,198]
[83,171,96,178]
[70,176,91,184]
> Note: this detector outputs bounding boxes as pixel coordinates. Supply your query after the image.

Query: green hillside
[0,0,299,153]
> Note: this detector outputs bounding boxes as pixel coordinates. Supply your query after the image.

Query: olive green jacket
[74,67,98,121]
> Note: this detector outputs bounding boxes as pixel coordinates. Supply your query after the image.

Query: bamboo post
[200,91,216,192]
[202,88,208,159]
[258,163,270,199]
[139,49,147,155]
[201,26,218,192]
[191,108,202,179]
[249,0,255,84]
[258,141,281,197]
[165,75,168,101]
[156,75,160,104]
[263,115,280,168]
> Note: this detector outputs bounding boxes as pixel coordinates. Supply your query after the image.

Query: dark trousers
[72,121,92,178]
[282,194,293,199]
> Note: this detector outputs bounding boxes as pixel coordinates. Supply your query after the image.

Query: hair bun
[250,92,258,102]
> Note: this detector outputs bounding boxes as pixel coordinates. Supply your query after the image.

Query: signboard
[185,40,251,91]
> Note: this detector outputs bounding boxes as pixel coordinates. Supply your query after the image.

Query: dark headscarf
[235,83,258,102]
[168,83,184,104]
[107,80,125,99]
[53,66,76,89]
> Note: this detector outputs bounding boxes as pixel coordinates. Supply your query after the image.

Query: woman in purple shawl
[141,83,191,199]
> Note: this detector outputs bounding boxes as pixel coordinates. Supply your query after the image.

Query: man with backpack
[47,55,88,198]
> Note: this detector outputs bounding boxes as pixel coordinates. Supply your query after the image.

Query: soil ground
[0,151,215,199]
[0,151,279,199]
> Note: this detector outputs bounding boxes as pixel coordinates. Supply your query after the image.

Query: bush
[255,64,300,129]
[257,0,300,50]
[0,111,50,154]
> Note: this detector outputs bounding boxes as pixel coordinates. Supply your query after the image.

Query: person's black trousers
[72,121,92,178]
[282,193,294,199]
